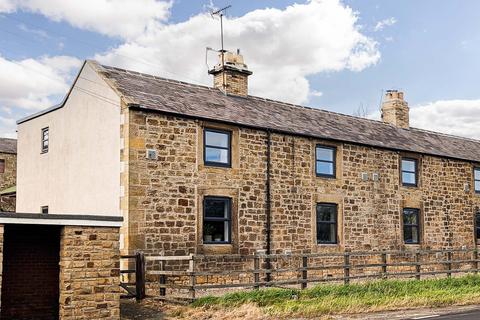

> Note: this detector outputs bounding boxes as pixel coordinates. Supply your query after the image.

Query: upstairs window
[204,128,231,167]
[41,127,49,153]
[474,168,480,193]
[41,206,49,214]
[203,197,231,244]
[0,159,4,173]
[403,208,420,244]
[316,203,337,244]
[315,145,336,178]
[401,158,417,187]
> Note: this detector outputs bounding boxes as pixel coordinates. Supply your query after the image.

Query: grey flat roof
[0,212,123,227]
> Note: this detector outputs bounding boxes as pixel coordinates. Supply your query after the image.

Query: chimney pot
[208,50,252,97]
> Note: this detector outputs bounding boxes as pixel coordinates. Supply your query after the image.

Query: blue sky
[1,0,480,138]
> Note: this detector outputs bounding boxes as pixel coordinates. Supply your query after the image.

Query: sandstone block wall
[0,152,16,213]
[59,226,120,320]
[0,153,16,192]
[125,111,480,259]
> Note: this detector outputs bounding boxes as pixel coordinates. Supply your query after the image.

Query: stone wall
[0,152,16,192]
[59,226,120,320]
[125,111,480,258]
[0,152,16,213]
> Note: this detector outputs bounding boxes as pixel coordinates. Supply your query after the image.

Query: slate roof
[0,138,16,154]
[96,63,480,163]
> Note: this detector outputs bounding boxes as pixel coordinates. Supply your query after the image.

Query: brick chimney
[381,90,409,129]
[208,49,252,97]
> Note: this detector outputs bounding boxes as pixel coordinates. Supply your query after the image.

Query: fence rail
[126,248,480,302]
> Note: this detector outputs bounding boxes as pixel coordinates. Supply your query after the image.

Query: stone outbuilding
[0,213,122,319]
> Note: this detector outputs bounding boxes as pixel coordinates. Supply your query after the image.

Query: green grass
[191,275,480,317]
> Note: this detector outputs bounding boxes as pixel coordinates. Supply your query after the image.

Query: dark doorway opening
[1,224,60,320]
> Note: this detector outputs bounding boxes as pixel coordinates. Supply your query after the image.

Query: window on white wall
[41,127,49,153]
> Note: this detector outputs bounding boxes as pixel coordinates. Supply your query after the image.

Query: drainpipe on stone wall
[266,130,272,283]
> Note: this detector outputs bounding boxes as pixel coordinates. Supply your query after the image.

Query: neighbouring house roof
[0,138,17,154]
[0,186,15,196]
[95,62,480,163]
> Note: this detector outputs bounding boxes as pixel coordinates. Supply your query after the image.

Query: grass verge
[191,275,480,318]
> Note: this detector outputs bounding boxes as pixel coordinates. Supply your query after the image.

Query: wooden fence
[123,248,480,302]
[119,253,145,300]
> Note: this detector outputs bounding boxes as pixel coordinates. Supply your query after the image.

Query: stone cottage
[0,138,16,212]
[15,52,480,259]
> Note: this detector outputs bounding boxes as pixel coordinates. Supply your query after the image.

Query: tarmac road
[407,309,480,320]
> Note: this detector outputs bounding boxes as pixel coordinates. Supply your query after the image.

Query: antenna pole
[212,5,231,93]
[220,13,225,92]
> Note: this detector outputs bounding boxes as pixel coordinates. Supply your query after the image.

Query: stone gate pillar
[59,226,121,319]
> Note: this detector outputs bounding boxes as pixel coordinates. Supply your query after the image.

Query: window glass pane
[205,130,228,148]
[203,221,227,242]
[316,161,334,175]
[402,159,415,172]
[317,223,336,243]
[475,169,480,180]
[477,227,480,240]
[317,205,336,222]
[475,181,480,192]
[0,160,4,173]
[476,214,480,227]
[204,199,228,218]
[205,147,228,164]
[403,210,418,225]
[402,172,416,185]
[316,147,334,161]
[404,226,419,243]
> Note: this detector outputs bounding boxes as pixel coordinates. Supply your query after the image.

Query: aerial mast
[211,5,231,92]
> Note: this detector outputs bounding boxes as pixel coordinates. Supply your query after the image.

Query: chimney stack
[208,49,252,97]
[381,90,409,129]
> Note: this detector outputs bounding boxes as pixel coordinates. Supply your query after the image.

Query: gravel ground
[121,300,166,320]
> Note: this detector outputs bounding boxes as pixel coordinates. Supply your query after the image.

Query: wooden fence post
[381,252,387,279]
[344,251,350,285]
[447,251,452,278]
[301,256,308,290]
[135,252,146,301]
[159,260,166,297]
[474,249,478,274]
[189,254,196,300]
[415,251,421,280]
[254,253,260,290]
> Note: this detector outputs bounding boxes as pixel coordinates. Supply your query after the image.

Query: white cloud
[0,115,16,138]
[368,99,480,140]
[96,0,380,104]
[0,55,81,110]
[374,17,397,32]
[310,90,324,97]
[0,54,81,137]
[0,0,172,39]
[0,0,381,137]
[409,99,480,140]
